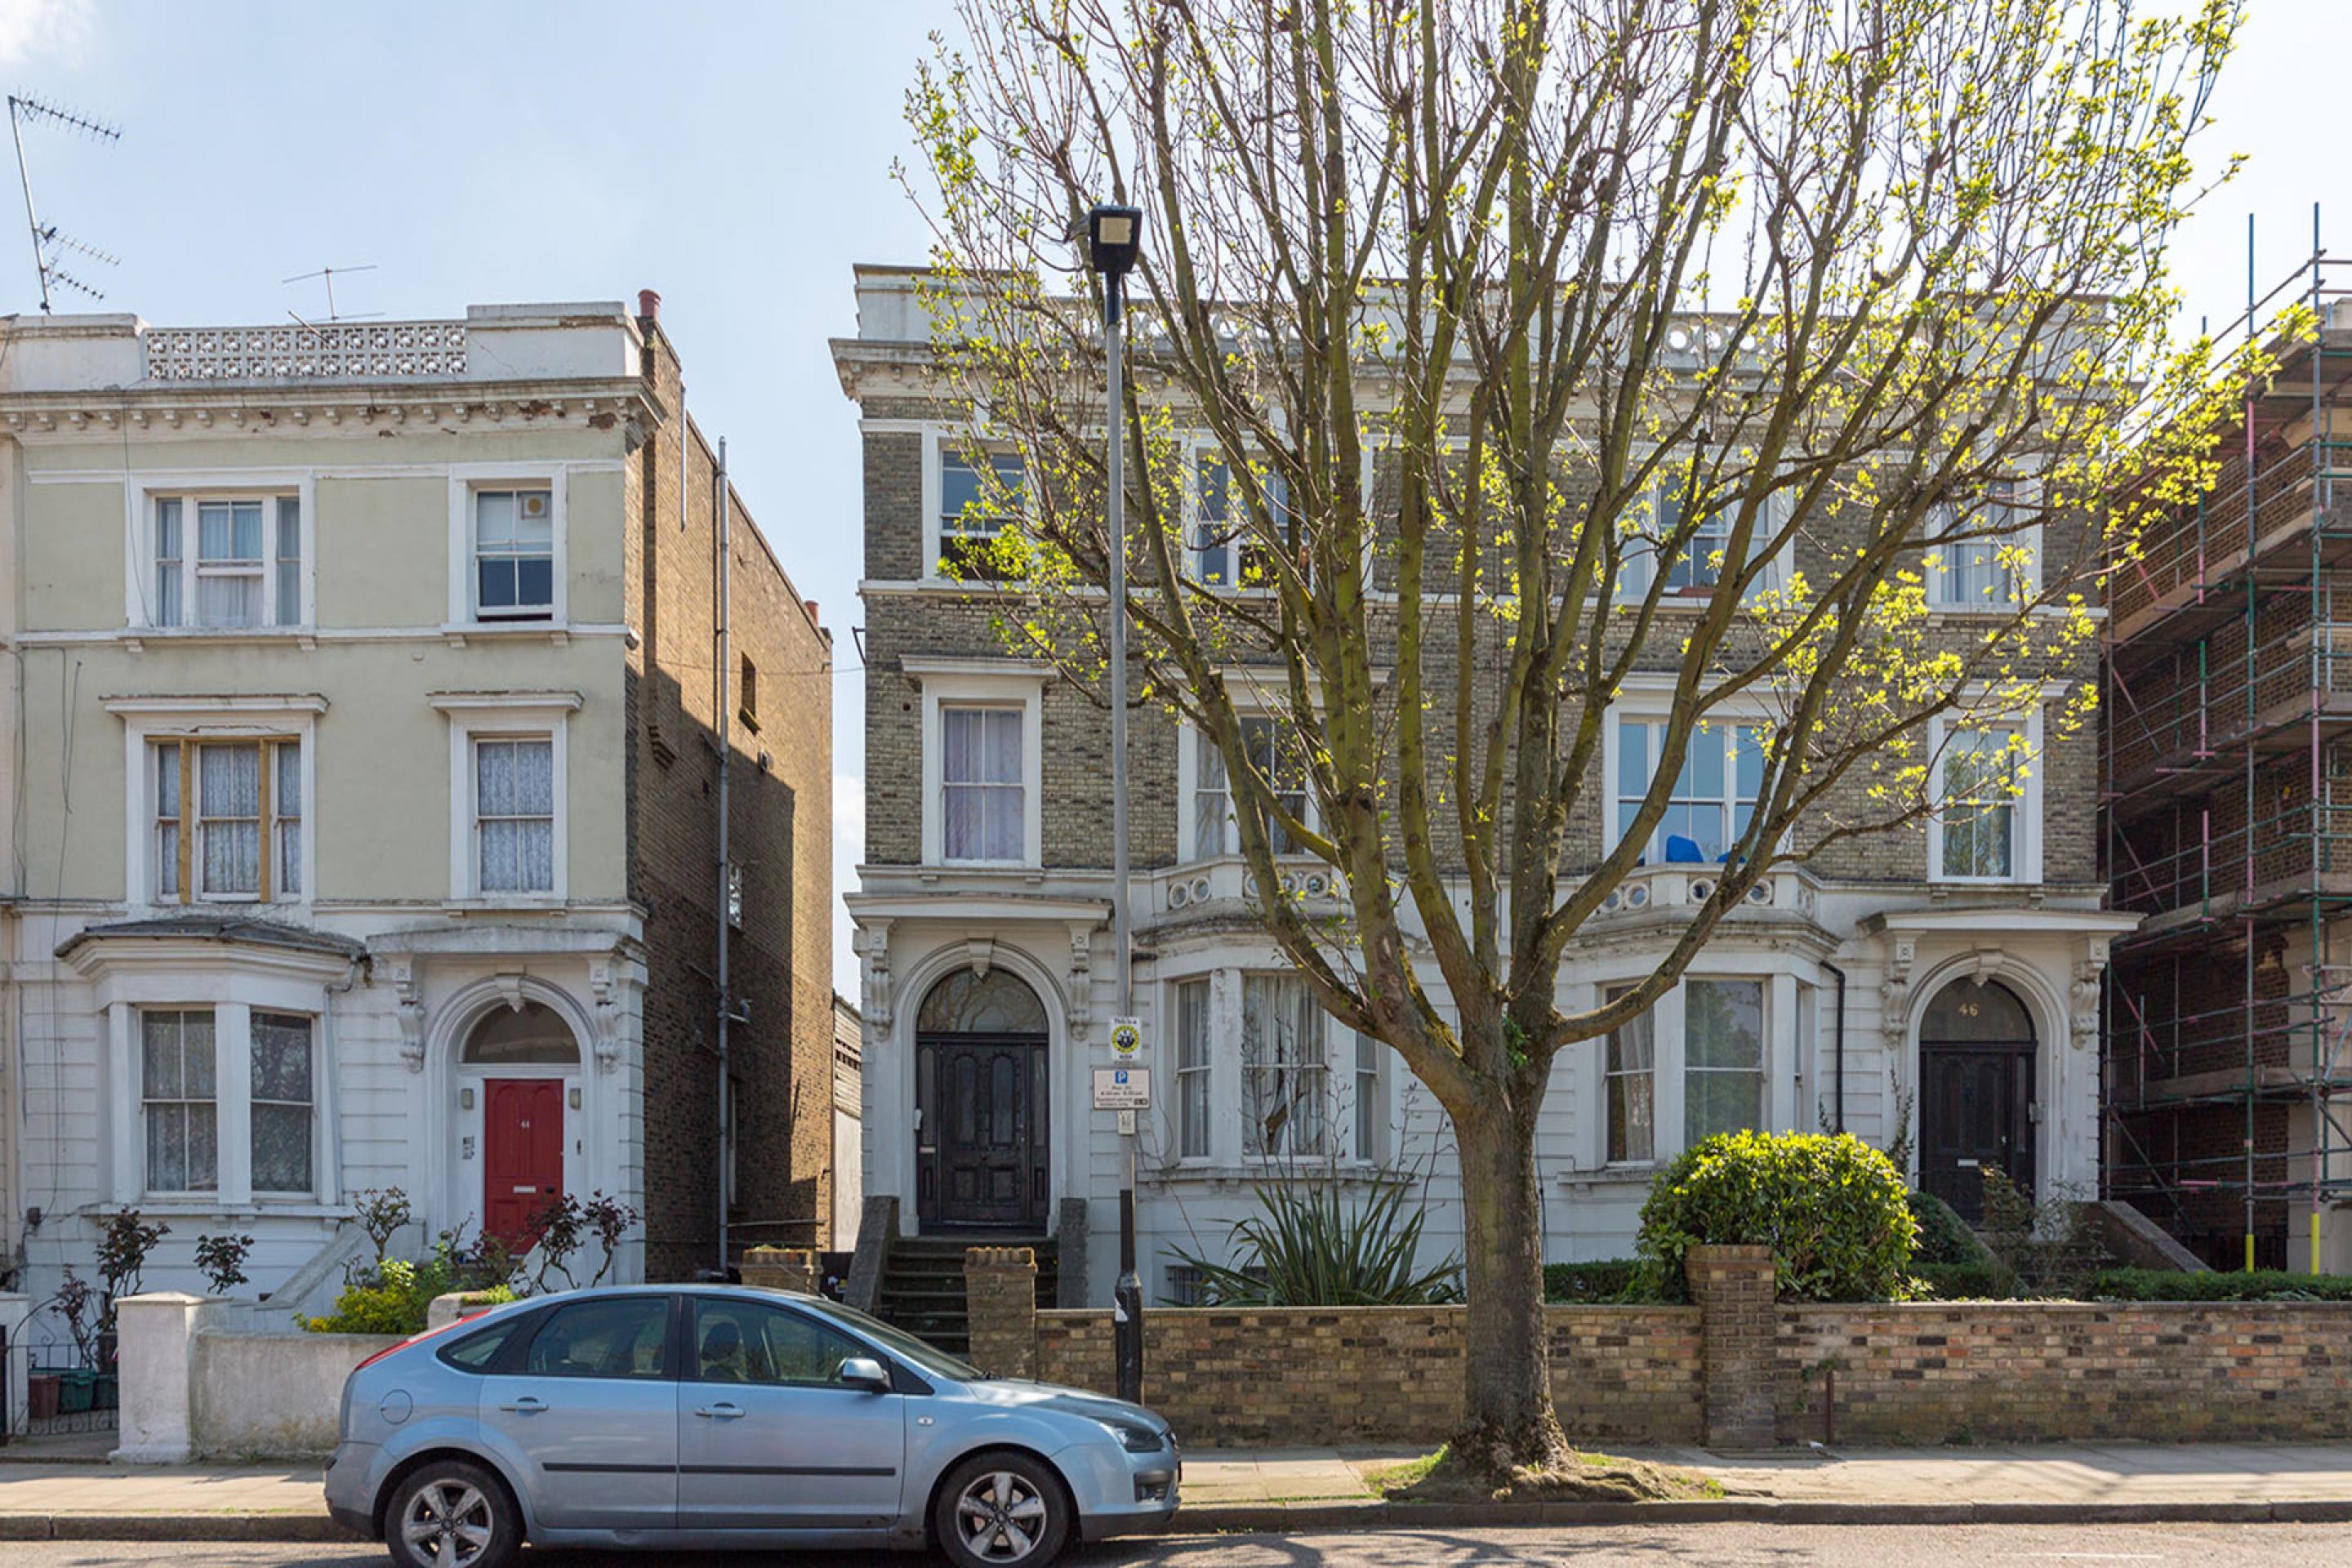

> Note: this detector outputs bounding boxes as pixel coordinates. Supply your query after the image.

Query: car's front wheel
[384,1458,519,1568]
[933,1450,1072,1568]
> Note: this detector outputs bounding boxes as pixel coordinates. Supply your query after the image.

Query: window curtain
[479,738,556,892]
[142,1010,218,1193]
[250,1012,314,1193]
[198,743,262,895]
[1241,973,1326,1156]
[942,707,1022,861]
[274,742,302,895]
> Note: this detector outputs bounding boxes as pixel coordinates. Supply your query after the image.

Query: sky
[0,0,2340,1000]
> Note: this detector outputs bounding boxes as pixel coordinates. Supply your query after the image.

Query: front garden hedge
[1633,1130,1917,1302]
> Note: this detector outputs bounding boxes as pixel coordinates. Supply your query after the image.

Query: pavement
[2,1441,2350,1539]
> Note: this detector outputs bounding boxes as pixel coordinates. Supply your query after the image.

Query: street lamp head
[1086,203,1144,279]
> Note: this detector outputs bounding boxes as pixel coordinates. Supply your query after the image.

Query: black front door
[917,1034,1049,1230]
[1919,1045,2034,1222]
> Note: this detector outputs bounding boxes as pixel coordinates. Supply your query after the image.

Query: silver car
[324,1284,1179,1568]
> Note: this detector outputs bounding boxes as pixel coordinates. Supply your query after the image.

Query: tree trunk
[1450,1101,1573,1476]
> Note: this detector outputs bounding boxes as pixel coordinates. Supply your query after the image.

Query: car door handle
[695,1401,746,1420]
[498,1396,546,1414]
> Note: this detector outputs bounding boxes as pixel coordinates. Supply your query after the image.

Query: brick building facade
[836,264,2128,1302]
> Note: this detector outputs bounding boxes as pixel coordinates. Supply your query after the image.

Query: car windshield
[804,1298,985,1383]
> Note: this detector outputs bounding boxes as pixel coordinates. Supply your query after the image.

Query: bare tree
[901,0,2252,1476]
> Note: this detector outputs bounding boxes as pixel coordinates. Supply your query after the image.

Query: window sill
[100,1198,350,1218]
[442,621,570,647]
[1140,1161,1401,1189]
[1556,1165,1662,1189]
[443,897,570,915]
[124,626,316,652]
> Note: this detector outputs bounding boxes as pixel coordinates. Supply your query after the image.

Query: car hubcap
[402,1480,494,1568]
[956,1470,1048,1561]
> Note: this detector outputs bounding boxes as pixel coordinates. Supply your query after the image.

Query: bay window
[1683,978,1766,1144]
[1241,973,1327,1156]
[1176,978,1212,1160]
[249,1012,315,1195]
[142,1009,218,1194]
[1605,985,1656,1164]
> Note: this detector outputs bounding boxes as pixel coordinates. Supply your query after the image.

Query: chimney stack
[637,287,662,323]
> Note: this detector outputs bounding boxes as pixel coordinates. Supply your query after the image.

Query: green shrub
[305,1237,518,1336]
[1165,1175,1461,1306]
[2087,1267,2352,1303]
[1543,1258,1647,1303]
[1908,1189,1990,1266]
[1633,1131,1917,1303]
[1909,1262,2010,1299]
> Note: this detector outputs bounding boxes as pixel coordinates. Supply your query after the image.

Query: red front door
[483,1077,564,1247]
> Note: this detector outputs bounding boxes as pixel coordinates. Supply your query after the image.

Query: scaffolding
[2104,229,2352,1271]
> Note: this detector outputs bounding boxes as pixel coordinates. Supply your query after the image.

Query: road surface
[4,1522,2349,1566]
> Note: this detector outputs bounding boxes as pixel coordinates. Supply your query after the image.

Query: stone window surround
[121,470,317,635]
[446,461,570,633]
[105,695,324,913]
[909,657,1047,870]
[1927,703,2046,888]
[1151,957,1387,1174]
[430,691,581,906]
[64,938,348,1214]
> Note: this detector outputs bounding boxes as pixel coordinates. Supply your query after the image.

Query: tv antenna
[283,263,381,325]
[7,93,120,314]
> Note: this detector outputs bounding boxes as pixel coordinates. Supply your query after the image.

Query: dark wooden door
[483,1077,564,1246]
[918,1036,1048,1230]
[1919,1046,2033,1222]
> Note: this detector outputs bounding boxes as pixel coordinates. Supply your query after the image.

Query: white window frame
[105,696,323,911]
[1613,457,1794,604]
[1186,440,1294,590]
[1158,962,1386,1169]
[126,474,314,633]
[1173,975,1214,1163]
[1928,707,2044,886]
[1924,480,2042,612]
[431,693,581,904]
[247,1009,318,1198]
[1606,707,1771,866]
[910,658,1046,868]
[447,464,569,630]
[1178,715,1316,862]
[1578,970,1797,1169]
[920,430,1031,582]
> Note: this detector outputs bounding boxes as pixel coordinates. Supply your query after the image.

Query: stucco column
[1686,1244,1779,1450]
[964,1246,1038,1380]
[114,1292,243,1463]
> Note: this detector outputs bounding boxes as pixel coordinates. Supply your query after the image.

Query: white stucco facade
[0,306,659,1320]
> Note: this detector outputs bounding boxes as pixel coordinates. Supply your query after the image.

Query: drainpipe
[1823,960,1848,1134]
[715,436,733,1276]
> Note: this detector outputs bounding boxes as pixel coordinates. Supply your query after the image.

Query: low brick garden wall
[971,1245,2352,1449]
[1778,1302,2352,1445]
[1032,1302,1702,1446]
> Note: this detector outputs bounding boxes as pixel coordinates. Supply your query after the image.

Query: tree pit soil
[1367,1444,1722,1505]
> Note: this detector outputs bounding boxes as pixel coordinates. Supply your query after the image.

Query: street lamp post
[1086,201,1144,1405]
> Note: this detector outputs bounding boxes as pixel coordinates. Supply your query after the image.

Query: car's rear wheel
[933,1450,1071,1568]
[384,1459,519,1568]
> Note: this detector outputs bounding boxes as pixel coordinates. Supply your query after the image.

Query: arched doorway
[915,969,1049,1232]
[461,1000,581,1247]
[1918,978,2036,1222]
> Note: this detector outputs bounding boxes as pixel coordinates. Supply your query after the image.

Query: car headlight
[1103,1419,1165,1454]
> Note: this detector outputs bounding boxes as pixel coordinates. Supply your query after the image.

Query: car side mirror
[838,1356,889,1392]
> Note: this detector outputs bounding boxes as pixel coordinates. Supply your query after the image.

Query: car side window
[691,1298,866,1388]
[523,1296,671,1379]
[439,1315,525,1373]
